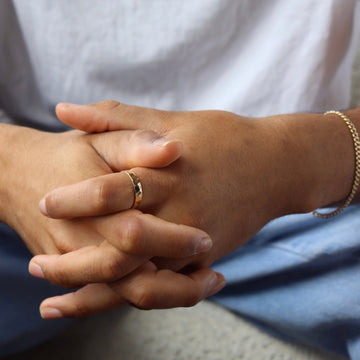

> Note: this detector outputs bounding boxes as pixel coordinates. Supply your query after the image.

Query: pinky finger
[39,263,225,319]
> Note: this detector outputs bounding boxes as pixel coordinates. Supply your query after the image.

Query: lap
[0,223,74,357]
[212,205,360,359]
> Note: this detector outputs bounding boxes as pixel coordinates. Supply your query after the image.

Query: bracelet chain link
[312,110,360,219]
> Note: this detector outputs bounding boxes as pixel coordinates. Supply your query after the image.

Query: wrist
[0,123,19,223]
[271,111,356,215]
[0,124,43,225]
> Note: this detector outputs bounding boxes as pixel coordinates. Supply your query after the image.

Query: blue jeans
[212,205,360,359]
[0,223,73,356]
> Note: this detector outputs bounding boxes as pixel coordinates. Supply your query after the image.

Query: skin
[29,101,360,318]
[0,122,224,318]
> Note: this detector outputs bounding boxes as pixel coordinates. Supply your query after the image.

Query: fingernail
[153,138,182,147]
[57,102,81,109]
[38,198,48,217]
[206,273,226,297]
[193,237,213,254]
[41,307,63,319]
[29,262,45,279]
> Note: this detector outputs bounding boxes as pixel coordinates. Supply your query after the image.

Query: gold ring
[124,170,143,209]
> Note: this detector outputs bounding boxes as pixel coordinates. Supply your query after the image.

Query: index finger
[39,167,172,219]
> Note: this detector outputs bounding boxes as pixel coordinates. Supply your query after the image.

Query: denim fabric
[0,223,73,357]
[212,205,360,359]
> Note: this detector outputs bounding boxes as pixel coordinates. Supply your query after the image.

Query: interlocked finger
[29,242,147,287]
[30,212,213,287]
[39,263,226,318]
[40,167,172,219]
[94,212,213,258]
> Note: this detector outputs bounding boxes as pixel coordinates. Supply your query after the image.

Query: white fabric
[0,0,360,128]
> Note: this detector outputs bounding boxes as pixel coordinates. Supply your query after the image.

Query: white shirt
[0,0,359,130]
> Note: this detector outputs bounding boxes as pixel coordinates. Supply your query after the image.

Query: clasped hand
[29,101,292,318]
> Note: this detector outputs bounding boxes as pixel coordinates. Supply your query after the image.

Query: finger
[37,210,213,262]
[56,101,167,133]
[39,172,139,218]
[87,129,183,170]
[116,266,225,310]
[39,264,226,318]
[40,167,174,219]
[95,212,213,257]
[40,283,128,319]
[29,242,147,287]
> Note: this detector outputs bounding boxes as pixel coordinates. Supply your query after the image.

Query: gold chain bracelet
[312,110,360,219]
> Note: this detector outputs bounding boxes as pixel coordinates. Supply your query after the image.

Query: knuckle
[97,100,121,111]
[44,193,60,218]
[120,216,144,253]
[93,179,112,212]
[183,291,202,308]
[72,296,92,318]
[130,284,156,310]
[51,230,77,254]
[100,254,127,281]
[131,129,159,143]
[50,265,72,287]
[53,241,72,255]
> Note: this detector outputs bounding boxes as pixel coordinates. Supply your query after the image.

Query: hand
[33,101,307,317]
[0,124,191,256]
[0,122,222,287]
[34,101,360,317]
[1,123,223,317]
[41,101,298,265]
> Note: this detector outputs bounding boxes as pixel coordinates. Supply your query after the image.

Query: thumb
[56,101,164,133]
[88,129,183,170]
